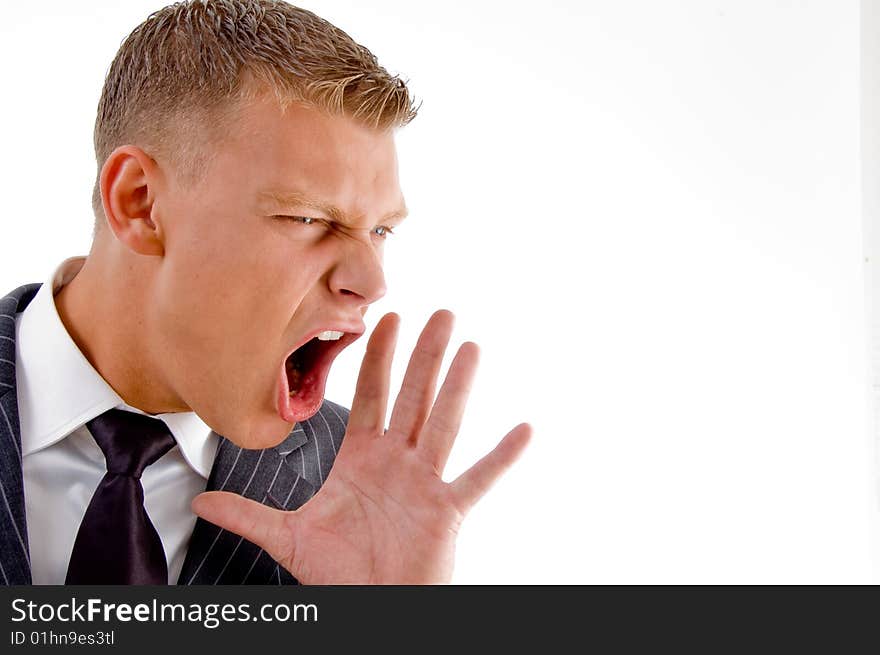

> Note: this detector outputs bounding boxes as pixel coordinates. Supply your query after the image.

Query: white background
[0,1,874,583]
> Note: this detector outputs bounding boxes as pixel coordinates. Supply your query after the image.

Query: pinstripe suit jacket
[0,283,349,585]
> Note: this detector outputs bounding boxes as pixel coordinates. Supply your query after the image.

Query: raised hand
[191,310,532,584]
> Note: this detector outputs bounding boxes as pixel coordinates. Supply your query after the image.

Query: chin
[202,405,299,451]
[242,413,302,450]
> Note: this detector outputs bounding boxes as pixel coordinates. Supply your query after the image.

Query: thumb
[191,491,295,563]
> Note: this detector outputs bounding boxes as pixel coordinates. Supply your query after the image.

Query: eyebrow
[258,189,408,226]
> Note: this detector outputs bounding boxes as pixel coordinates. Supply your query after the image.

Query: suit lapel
[0,284,42,585]
[177,426,317,585]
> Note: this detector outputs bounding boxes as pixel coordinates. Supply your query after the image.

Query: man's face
[150,96,405,448]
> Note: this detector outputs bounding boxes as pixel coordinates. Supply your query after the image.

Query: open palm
[192,310,531,584]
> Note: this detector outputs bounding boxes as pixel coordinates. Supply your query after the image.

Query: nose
[328,236,387,308]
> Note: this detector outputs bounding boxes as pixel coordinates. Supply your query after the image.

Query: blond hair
[91,0,419,237]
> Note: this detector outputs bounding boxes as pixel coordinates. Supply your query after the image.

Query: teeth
[317,330,344,341]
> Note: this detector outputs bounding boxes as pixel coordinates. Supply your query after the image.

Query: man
[0,0,530,585]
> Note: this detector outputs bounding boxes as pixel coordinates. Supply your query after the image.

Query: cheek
[167,209,280,297]
[160,209,338,344]
[155,226,272,346]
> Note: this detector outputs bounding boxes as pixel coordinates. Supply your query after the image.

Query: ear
[99,145,165,256]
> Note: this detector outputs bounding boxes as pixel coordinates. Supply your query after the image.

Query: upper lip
[283,321,366,362]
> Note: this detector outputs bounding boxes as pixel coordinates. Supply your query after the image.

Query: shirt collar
[16,256,217,478]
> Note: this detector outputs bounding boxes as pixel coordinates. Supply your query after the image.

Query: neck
[54,236,187,414]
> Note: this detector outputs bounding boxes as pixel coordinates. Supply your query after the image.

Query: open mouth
[276,329,362,423]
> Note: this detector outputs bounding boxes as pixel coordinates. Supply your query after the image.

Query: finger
[417,341,479,472]
[191,491,294,563]
[388,309,455,442]
[449,422,532,515]
[347,312,400,435]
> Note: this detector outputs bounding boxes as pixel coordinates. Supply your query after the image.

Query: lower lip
[275,335,356,423]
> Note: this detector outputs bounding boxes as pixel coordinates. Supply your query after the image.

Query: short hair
[91,0,419,238]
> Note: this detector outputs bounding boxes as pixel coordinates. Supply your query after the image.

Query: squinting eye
[275,215,394,239]
[272,215,321,225]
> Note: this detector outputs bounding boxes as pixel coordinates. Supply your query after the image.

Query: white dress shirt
[16,256,219,584]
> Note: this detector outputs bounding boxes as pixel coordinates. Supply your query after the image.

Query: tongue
[278,338,329,423]
[286,338,323,392]
[286,359,305,394]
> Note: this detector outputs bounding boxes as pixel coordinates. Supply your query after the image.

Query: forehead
[218,96,403,205]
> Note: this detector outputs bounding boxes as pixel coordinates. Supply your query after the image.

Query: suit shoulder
[317,399,350,434]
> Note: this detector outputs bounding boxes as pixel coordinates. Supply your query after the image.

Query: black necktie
[65,408,176,585]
